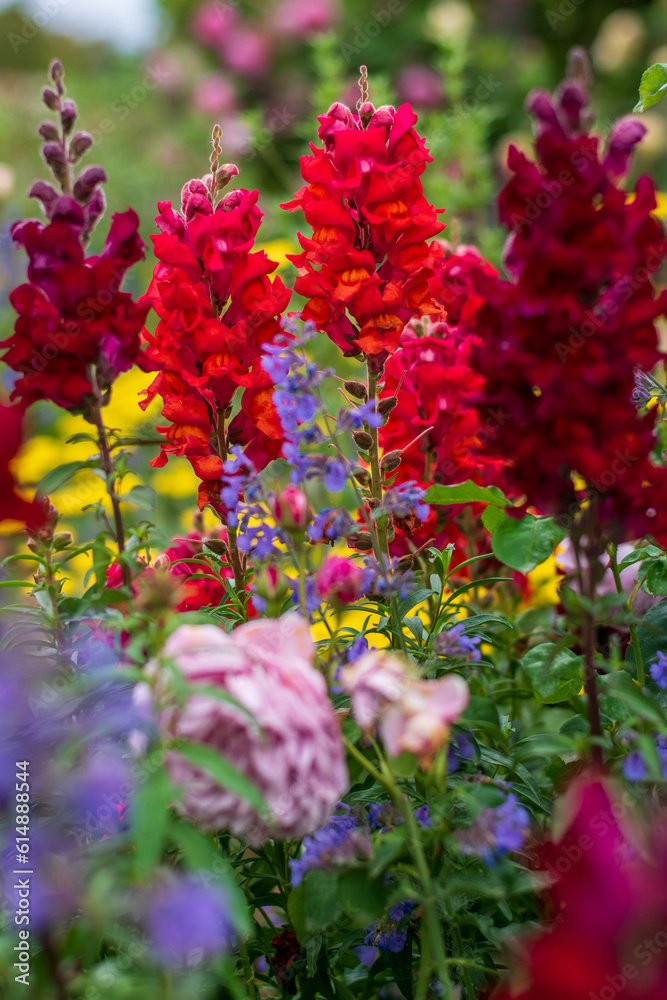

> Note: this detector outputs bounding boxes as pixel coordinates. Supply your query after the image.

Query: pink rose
[341,650,407,732]
[380,675,469,766]
[149,616,347,843]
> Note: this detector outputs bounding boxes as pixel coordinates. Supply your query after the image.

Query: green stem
[227,525,247,618]
[238,937,257,999]
[608,543,644,686]
[367,367,389,557]
[343,736,453,1000]
[88,365,130,587]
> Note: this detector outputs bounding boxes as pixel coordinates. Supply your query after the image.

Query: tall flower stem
[215,407,247,615]
[608,543,645,686]
[87,365,130,587]
[366,366,389,557]
[342,736,454,1000]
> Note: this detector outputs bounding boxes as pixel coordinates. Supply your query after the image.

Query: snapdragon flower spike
[139,166,291,515]
[282,93,446,367]
[469,62,667,543]
[4,64,151,412]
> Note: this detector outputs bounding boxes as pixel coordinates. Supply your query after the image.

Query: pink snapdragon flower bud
[380,675,469,767]
[317,555,363,608]
[341,650,408,732]
[272,485,312,533]
[147,616,347,843]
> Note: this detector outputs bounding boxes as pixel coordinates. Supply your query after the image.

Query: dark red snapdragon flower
[140,171,291,513]
[2,62,151,413]
[470,60,667,543]
[282,92,446,368]
[0,403,46,528]
[494,774,667,1000]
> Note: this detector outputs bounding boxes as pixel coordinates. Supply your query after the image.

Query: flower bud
[60,99,77,134]
[53,531,73,551]
[272,485,312,534]
[29,180,59,217]
[82,187,106,240]
[152,553,171,570]
[42,142,66,171]
[50,59,64,86]
[353,431,373,451]
[216,163,239,190]
[181,178,212,220]
[358,100,375,126]
[344,380,367,401]
[42,87,58,111]
[38,121,59,141]
[348,531,374,551]
[317,556,363,609]
[353,466,371,486]
[255,565,289,615]
[380,450,401,473]
[377,397,397,417]
[73,165,107,204]
[69,131,93,162]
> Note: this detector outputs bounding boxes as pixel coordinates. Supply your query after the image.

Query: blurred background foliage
[1,0,667,565]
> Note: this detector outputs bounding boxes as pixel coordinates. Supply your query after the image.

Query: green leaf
[337,870,389,927]
[634,63,667,112]
[481,503,506,533]
[492,514,566,573]
[426,480,508,507]
[603,671,667,728]
[523,642,583,704]
[647,558,667,597]
[174,740,267,815]
[36,459,99,495]
[304,870,341,933]
[122,484,157,511]
[626,598,667,706]
[131,768,172,875]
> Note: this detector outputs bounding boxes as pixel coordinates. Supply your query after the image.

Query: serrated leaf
[634,63,667,112]
[492,514,566,573]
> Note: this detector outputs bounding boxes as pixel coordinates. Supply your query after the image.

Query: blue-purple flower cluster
[434,623,482,662]
[364,901,415,953]
[623,736,667,781]
[455,792,530,862]
[289,808,372,887]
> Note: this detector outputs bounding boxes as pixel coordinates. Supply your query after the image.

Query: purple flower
[415,804,431,828]
[354,945,379,968]
[382,482,429,522]
[364,901,415,953]
[307,508,354,542]
[346,635,369,662]
[624,751,648,781]
[650,651,667,689]
[455,792,530,862]
[145,874,233,966]
[338,402,383,431]
[447,732,476,772]
[324,459,348,493]
[289,810,371,887]
[368,801,402,832]
[434,623,482,662]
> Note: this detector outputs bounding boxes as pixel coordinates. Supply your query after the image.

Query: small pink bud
[38,121,59,141]
[317,555,363,608]
[272,485,312,533]
[60,99,77,134]
[73,165,107,204]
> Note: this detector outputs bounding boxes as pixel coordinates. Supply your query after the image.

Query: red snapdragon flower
[469,70,667,543]
[4,202,151,411]
[494,774,667,1000]
[0,403,46,527]
[378,245,507,553]
[282,100,446,367]
[140,179,291,512]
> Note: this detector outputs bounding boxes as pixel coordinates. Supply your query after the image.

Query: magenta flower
[317,555,364,608]
[150,616,348,843]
